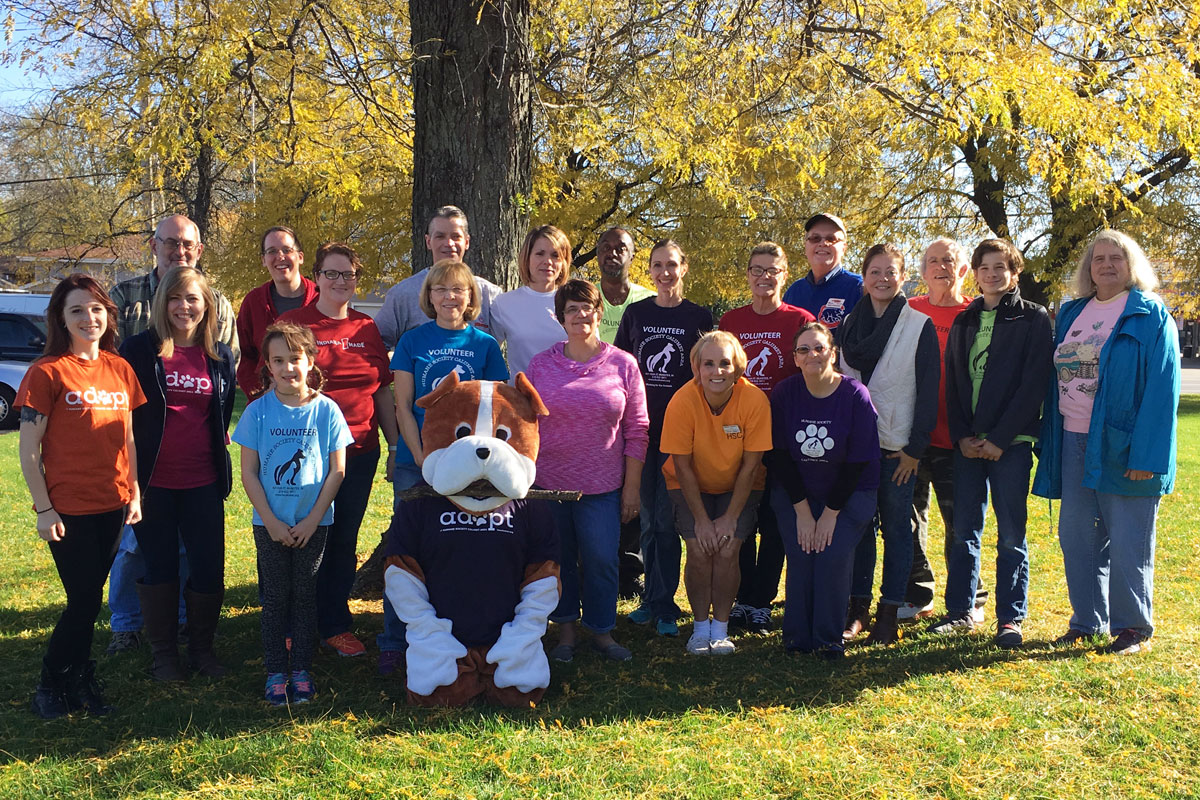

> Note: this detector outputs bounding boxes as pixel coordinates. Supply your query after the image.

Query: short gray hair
[921,237,968,272]
[1074,229,1159,296]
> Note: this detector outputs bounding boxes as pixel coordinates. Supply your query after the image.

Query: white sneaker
[708,637,736,656]
[897,601,935,621]
[686,631,711,655]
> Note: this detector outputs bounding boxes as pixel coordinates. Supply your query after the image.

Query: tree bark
[354,0,533,600]
[408,0,532,286]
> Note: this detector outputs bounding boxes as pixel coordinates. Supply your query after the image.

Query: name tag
[723,424,742,437]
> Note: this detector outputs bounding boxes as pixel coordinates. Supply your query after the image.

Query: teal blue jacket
[1032,288,1180,499]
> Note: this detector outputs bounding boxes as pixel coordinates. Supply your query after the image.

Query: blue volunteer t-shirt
[390,322,509,465]
[232,390,354,526]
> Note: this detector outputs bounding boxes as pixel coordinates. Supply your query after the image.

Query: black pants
[736,478,784,608]
[255,525,328,673]
[906,447,955,607]
[315,448,378,639]
[45,509,126,671]
[133,482,225,593]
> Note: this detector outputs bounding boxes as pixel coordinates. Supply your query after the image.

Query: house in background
[0,236,149,292]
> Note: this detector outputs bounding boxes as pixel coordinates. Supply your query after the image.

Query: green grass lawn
[1,400,1198,798]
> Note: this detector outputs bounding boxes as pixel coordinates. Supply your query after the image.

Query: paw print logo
[796,423,835,458]
[180,374,196,389]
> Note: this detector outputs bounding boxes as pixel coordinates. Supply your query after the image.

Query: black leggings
[45,509,126,671]
[134,483,225,593]
[254,525,328,673]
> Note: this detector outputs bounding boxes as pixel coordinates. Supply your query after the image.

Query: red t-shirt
[16,351,147,514]
[909,295,973,449]
[719,303,815,395]
[279,305,392,454]
[151,345,217,489]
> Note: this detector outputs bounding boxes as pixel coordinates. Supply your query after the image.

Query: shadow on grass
[0,581,1095,762]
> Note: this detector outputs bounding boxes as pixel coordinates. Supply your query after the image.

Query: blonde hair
[518,225,572,288]
[1074,229,1159,296]
[419,259,482,321]
[690,330,748,382]
[152,267,219,359]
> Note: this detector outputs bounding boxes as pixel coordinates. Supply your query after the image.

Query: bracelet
[35,506,53,514]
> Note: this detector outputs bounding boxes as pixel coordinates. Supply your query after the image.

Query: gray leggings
[254,525,329,673]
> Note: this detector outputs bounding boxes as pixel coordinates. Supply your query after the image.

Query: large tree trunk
[408,0,532,285]
[353,0,533,601]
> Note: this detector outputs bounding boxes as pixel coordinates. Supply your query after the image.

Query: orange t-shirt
[16,352,147,515]
[661,378,772,493]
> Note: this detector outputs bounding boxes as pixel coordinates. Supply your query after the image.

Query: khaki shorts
[668,489,763,541]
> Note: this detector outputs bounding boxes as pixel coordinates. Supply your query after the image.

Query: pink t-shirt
[152,345,217,489]
[719,303,814,395]
[1054,292,1126,434]
[525,342,649,495]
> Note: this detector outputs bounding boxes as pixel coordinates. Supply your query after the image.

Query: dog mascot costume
[383,373,561,706]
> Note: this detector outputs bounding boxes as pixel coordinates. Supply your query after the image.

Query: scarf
[837,293,906,381]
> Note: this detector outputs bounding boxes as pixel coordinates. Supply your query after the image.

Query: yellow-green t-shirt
[599,284,655,344]
[968,309,1035,445]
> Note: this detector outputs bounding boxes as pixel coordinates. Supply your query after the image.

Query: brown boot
[865,602,900,646]
[842,596,872,642]
[184,586,228,678]
[137,582,187,682]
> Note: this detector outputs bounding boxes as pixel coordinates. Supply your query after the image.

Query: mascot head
[416,372,548,513]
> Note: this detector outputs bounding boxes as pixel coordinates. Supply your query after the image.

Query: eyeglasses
[431,286,468,297]
[748,266,784,277]
[563,304,597,317]
[320,269,359,281]
[806,234,844,246]
[156,236,200,253]
[793,344,830,356]
[264,247,299,257]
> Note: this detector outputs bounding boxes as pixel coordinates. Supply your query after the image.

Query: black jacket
[120,331,236,498]
[944,287,1053,449]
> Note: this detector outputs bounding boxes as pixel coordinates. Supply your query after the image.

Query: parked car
[0,311,47,362]
[0,360,30,429]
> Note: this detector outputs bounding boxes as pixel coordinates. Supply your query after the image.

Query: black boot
[185,586,227,678]
[865,602,900,646]
[64,660,114,716]
[842,595,872,642]
[138,581,187,682]
[31,662,72,719]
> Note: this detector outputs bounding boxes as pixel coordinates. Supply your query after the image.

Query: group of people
[15,204,1179,716]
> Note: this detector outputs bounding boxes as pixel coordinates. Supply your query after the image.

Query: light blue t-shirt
[390,321,509,465]
[232,390,354,526]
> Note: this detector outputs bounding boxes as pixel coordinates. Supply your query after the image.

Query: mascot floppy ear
[512,372,549,418]
[416,369,461,410]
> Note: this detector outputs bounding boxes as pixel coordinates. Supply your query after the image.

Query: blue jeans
[108,524,188,631]
[772,486,875,652]
[378,462,424,653]
[639,442,682,622]
[549,490,622,633]
[946,443,1032,623]
[851,453,915,606]
[1059,431,1159,636]
[316,447,379,639]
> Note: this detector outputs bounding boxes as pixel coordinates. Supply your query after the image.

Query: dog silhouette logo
[432,365,467,391]
[744,346,770,377]
[646,342,676,374]
[274,449,306,485]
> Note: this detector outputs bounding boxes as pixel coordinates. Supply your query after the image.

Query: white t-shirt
[489,285,566,376]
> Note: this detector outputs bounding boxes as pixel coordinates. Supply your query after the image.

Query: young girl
[232,321,353,705]
[17,274,147,718]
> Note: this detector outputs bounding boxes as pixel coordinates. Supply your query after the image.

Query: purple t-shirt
[613,297,713,443]
[770,373,880,501]
[385,495,558,647]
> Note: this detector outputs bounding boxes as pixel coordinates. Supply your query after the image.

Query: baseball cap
[804,213,847,235]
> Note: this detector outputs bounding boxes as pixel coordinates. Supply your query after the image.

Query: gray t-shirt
[270,284,308,316]
[375,267,502,349]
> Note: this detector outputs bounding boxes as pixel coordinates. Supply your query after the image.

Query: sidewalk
[1184,358,1200,395]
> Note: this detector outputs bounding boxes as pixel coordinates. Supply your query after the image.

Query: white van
[0,292,52,315]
